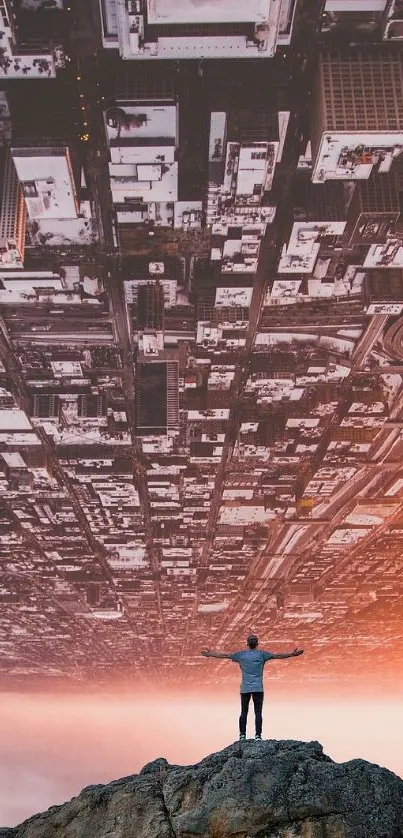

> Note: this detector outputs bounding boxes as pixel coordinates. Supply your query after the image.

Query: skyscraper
[320,0,388,36]
[137,281,165,330]
[0,148,26,269]
[344,170,403,245]
[310,48,403,182]
[99,0,295,59]
[135,357,179,435]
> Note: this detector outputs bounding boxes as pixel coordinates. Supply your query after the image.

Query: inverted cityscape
[1,0,403,695]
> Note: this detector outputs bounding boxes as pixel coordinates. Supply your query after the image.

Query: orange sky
[0,691,402,828]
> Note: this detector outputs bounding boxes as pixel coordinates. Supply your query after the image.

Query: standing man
[201,634,303,740]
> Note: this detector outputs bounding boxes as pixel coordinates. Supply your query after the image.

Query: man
[201,634,304,741]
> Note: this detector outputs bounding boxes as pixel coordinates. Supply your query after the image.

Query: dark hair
[247,634,258,649]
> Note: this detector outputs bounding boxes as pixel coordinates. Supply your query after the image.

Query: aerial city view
[2,0,403,717]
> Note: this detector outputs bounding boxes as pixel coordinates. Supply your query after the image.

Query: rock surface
[2,739,403,837]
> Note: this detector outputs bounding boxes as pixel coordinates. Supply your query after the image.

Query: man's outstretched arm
[271,647,304,659]
[201,649,232,659]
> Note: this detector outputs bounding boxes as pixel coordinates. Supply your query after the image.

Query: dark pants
[239,691,264,736]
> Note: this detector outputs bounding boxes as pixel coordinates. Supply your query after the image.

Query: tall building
[205,108,283,273]
[8,146,95,248]
[277,182,347,277]
[123,257,180,309]
[135,357,179,435]
[365,267,403,312]
[125,276,177,308]
[0,91,11,146]
[105,101,178,226]
[0,452,33,490]
[310,48,403,183]
[99,0,296,59]
[0,0,66,79]
[344,170,402,244]
[11,146,79,220]
[13,0,67,49]
[78,394,107,419]
[0,148,27,269]
[32,394,60,419]
[320,0,388,36]
[137,281,164,329]
[383,0,403,40]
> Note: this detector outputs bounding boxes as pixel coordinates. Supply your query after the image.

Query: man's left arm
[269,647,304,660]
[201,649,233,659]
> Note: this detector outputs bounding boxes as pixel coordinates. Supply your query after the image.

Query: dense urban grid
[1,0,403,691]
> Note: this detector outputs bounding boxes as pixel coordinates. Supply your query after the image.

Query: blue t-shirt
[230,649,275,693]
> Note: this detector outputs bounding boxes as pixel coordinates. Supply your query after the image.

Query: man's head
[247,634,258,649]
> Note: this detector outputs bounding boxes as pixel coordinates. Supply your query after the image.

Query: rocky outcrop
[2,739,403,837]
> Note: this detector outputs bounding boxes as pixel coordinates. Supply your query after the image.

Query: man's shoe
[255,734,262,740]
[239,734,246,741]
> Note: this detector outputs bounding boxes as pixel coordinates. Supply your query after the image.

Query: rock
[3,739,403,837]
[139,756,170,775]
